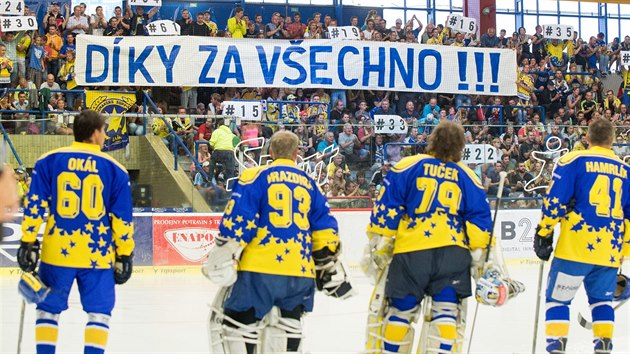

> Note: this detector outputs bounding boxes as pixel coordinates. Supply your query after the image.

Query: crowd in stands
[4,2,630,207]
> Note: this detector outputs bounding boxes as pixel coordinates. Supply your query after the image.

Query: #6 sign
[446,14,477,34]
[0,15,36,32]
[542,24,573,40]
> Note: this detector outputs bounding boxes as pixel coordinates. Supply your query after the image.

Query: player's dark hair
[588,118,615,146]
[74,110,106,143]
[426,121,465,162]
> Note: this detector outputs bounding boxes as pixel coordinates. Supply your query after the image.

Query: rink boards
[0,209,545,274]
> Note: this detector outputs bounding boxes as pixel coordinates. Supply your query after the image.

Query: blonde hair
[269,130,299,160]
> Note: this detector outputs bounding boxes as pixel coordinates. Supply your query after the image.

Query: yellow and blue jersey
[219,158,339,278]
[21,142,134,269]
[538,146,630,267]
[367,154,492,254]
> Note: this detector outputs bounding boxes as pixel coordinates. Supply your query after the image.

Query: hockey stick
[466,171,507,354]
[576,299,628,330]
[531,260,545,354]
[17,299,25,354]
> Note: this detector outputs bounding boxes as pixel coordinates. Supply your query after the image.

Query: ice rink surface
[1,263,629,354]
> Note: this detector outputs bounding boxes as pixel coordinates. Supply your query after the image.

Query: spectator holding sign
[127,4,159,36]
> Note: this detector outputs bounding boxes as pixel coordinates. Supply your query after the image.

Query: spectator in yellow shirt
[203,11,217,36]
[227,7,247,38]
[15,31,31,79]
[0,43,14,87]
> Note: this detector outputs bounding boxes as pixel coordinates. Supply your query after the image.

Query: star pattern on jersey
[97,222,110,235]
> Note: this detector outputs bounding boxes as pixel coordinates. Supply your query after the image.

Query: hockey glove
[615,273,630,302]
[314,246,354,299]
[533,225,554,261]
[17,240,40,272]
[114,254,133,285]
[475,266,526,306]
[204,237,243,287]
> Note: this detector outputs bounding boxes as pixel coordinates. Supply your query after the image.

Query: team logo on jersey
[163,227,218,262]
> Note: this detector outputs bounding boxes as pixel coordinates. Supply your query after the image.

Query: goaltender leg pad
[366,267,389,353]
[382,295,420,354]
[422,287,458,354]
[209,286,260,354]
[260,306,305,353]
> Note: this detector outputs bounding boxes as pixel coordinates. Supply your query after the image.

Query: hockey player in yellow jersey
[204,130,352,353]
[363,121,523,353]
[17,110,134,354]
[535,118,630,354]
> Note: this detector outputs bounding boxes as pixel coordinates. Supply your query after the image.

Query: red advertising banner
[152,214,222,266]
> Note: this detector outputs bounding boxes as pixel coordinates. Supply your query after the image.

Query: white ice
[1,263,629,354]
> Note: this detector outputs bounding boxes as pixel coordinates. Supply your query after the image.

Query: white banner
[222,100,262,121]
[75,36,518,95]
[621,51,630,67]
[128,0,161,6]
[446,14,477,34]
[462,144,501,164]
[542,24,574,40]
[0,0,23,15]
[374,115,407,134]
[147,20,180,36]
[328,26,360,40]
[0,16,36,32]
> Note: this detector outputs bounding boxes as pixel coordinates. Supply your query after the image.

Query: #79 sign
[542,24,573,40]
[328,26,361,40]
[446,15,476,34]
[128,0,161,6]
[0,15,36,32]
